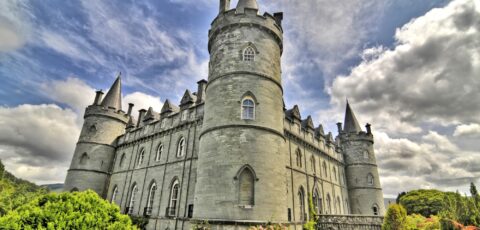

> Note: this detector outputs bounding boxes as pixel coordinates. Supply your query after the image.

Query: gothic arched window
[323,162,328,177]
[298,187,306,221]
[168,180,180,216]
[239,167,255,206]
[367,173,374,185]
[243,46,255,61]
[241,98,255,120]
[79,153,88,165]
[137,148,145,167]
[128,184,138,215]
[313,188,322,214]
[177,138,185,158]
[145,182,156,216]
[310,156,316,173]
[111,186,118,203]
[119,153,126,168]
[155,144,163,162]
[336,196,342,214]
[363,150,369,159]
[296,149,302,168]
[333,167,337,181]
[326,194,332,214]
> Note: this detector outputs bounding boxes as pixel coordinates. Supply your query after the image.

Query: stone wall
[316,215,384,230]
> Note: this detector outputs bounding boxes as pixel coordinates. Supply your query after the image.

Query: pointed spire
[101,74,122,110]
[343,101,362,133]
[236,0,258,13]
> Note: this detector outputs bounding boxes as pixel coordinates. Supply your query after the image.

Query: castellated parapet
[63,1,385,229]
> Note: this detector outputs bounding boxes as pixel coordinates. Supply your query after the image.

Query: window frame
[146,182,156,215]
[243,46,255,61]
[176,138,185,158]
[111,186,118,203]
[155,144,163,162]
[367,173,374,185]
[137,148,145,167]
[128,184,138,215]
[241,98,255,120]
[168,180,180,216]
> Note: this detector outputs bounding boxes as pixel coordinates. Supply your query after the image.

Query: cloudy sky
[0,0,479,198]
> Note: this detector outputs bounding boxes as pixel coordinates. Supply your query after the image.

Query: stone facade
[64,0,385,229]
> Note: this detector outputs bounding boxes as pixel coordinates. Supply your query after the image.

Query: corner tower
[64,76,129,197]
[339,102,385,215]
[194,0,287,224]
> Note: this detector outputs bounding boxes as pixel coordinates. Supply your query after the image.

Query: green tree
[396,192,406,204]
[399,190,448,217]
[470,182,479,207]
[382,204,407,230]
[0,190,135,230]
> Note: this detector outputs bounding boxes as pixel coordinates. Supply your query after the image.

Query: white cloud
[0,0,31,52]
[0,104,80,184]
[329,0,480,134]
[123,92,163,119]
[42,77,96,113]
[454,123,480,137]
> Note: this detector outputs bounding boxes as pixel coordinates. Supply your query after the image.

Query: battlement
[208,8,283,54]
[339,131,374,143]
[84,105,129,124]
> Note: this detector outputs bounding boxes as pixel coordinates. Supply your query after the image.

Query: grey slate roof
[343,101,362,133]
[101,76,122,110]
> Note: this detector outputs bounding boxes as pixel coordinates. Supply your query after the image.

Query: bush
[382,204,407,230]
[0,190,134,229]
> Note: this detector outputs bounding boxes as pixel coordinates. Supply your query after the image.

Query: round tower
[193,0,287,224]
[340,102,385,215]
[64,76,129,198]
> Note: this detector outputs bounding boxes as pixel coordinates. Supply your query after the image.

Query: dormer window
[181,110,188,121]
[241,98,255,120]
[243,46,255,61]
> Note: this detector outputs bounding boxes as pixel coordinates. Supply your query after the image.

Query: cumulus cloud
[329,0,480,134]
[0,104,80,184]
[375,131,476,196]
[123,92,163,119]
[42,77,96,113]
[454,123,480,137]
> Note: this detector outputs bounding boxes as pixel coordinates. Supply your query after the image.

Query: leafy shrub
[382,204,407,230]
[0,190,134,230]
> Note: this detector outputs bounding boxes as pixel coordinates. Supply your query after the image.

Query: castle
[64,0,385,229]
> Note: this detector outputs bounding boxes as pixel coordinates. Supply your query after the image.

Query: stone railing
[316,214,384,230]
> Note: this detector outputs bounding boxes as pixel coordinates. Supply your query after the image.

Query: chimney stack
[137,109,147,127]
[93,90,104,105]
[337,122,343,134]
[127,103,134,116]
[219,0,231,13]
[196,79,208,103]
[366,123,372,134]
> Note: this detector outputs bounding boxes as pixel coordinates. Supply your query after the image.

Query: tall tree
[382,204,407,230]
[470,182,479,206]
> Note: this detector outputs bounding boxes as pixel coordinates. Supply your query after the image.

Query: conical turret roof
[101,75,122,110]
[236,0,258,12]
[343,101,362,133]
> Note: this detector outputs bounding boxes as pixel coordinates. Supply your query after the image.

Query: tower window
[156,144,163,162]
[177,138,185,157]
[137,148,145,167]
[168,180,180,216]
[367,173,374,185]
[243,46,255,61]
[372,204,379,215]
[241,98,255,120]
[364,150,369,159]
[79,153,88,165]
[239,167,255,206]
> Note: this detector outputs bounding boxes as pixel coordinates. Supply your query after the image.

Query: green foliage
[303,193,317,230]
[0,160,47,216]
[405,214,441,230]
[396,191,406,204]
[0,190,134,230]
[399,189,452,217]
[382,204,407,230]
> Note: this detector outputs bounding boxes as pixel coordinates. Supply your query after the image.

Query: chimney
[366,123,372,134]
[337,122,343,134]
[219,0,231,13]
[127,103,134,116]
[196,79,208,103]
[273,12,283,26]
[93,90,104,105]
[137,109,147,127]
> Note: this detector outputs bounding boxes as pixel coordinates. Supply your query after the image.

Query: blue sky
[1,0,479,197]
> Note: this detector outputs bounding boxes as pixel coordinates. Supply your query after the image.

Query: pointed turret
[344,101,362,133]
[236,0,258,13]
[101,75,122,111]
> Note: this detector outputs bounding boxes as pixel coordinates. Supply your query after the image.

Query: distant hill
[0,160,44,192]
[42,183,64,193]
